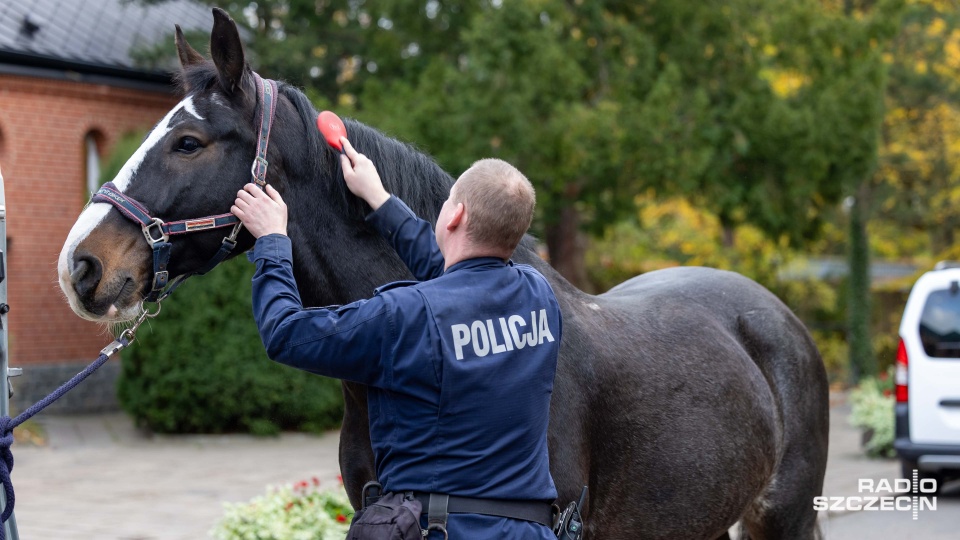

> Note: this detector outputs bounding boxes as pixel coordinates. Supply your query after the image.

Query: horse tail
[734,302,829,540]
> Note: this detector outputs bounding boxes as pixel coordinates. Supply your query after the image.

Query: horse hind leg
[735,477,822,539]
[735,310,829,540]
[739,485,827,540]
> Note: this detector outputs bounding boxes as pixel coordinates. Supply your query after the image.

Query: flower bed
[849,367,896,458]
[212,477,355,540]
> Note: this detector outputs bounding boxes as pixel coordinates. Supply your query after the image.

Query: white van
[895,262,960,487]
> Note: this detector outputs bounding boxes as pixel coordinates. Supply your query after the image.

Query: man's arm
[251,234,389,385]
[232,183,388,385]
[366,196,445,280]
[340,137,445,280]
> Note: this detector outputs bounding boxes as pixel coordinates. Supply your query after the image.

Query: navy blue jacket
[250,196,561,539]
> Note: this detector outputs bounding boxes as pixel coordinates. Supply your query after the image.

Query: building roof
[0,0,213,88]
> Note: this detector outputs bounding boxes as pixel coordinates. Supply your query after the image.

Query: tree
[358,0,903,294]
[876,0,960,255]
[200,0,489,107]
[146,0,903,308]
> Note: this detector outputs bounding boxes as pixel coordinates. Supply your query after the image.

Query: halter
[91,72,279,303]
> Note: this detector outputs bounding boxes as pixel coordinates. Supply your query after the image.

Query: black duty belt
[413,492,555,528]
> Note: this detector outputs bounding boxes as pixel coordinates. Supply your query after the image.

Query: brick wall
[0,74,177,373]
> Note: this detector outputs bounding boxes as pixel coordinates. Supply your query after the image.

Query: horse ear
[210,7,246,94]
[175,25,205,69]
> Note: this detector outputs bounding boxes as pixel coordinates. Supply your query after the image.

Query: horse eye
[176,136,203,154]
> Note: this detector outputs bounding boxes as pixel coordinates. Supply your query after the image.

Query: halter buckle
[251,157,269,187]
[142,218,169,245]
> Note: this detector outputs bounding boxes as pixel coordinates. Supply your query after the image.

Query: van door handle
[940,399,960,408]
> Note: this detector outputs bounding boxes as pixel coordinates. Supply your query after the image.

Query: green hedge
[117,256,344,435]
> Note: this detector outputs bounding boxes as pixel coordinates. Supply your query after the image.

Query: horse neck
[268,92,583,307]
[272,108,449,307]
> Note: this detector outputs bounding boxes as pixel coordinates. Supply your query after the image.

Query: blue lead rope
[0,337,129,539]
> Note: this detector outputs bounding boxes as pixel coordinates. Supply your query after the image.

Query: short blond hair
[452,159,535,252]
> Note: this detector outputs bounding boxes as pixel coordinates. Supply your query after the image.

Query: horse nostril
[72,254,103,298]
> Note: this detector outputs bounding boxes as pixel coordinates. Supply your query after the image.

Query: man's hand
[231,184,288,238]
[340,137,390,210]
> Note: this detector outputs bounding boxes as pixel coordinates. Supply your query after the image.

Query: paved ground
[815,397,959,540]
[5,394,956,539]
[11,417,342,539]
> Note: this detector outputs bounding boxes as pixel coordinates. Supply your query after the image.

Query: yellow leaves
[337,56,359,85]
[570,27,582,40]
[763,44,778,57]
[889,107,910,122]
[760,68,811,98]
[916,59,929,74]
[621,193,779,273]
[911,0,957,14]
[927,17,947,37]
[704,43,715,59]
[312,46,327,59]
[942,30,960,72]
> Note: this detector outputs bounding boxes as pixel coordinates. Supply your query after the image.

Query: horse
[57,9,828,539]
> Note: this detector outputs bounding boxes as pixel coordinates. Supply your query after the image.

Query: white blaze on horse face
[114,95,202,191]
[57,202,112,316]
[57,96,203,316]
[182,97,203,121]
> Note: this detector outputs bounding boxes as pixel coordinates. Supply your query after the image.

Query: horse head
[58,8,308,322]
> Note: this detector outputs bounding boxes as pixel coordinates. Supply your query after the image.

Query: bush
[849,367,896,458]
[117,256,344,434]
[211,478,354,540]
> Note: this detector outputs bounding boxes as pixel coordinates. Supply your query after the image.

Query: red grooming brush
[317,110,347,153]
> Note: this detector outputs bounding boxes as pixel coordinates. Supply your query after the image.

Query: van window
[919,288,960,358]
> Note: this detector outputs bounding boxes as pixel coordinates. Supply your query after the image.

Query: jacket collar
[445,256,509,274]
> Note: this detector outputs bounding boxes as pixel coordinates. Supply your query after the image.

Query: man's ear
[446,202,465,231]
[210,7,246,94]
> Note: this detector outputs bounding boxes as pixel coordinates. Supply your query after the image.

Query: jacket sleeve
[366,195,445,281]
[249,234,389,386]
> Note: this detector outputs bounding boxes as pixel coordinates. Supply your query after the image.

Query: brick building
[0,0,211,411]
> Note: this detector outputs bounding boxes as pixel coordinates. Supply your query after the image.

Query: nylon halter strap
[91,72,279,303]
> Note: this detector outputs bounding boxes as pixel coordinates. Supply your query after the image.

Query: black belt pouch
[347,492,424,540]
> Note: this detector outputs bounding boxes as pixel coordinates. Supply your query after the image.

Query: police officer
[231,137,561,539]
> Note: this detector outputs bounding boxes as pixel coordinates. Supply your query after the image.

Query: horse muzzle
[58,204,152,322]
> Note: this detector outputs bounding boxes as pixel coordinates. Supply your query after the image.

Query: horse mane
[176,63,454,224]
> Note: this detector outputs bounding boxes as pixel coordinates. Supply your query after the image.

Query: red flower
[883,389,892,397]
[337,513,347,523]
[312,476,320,486]
[879,372,889,381]
[285,502,295,512]
[337,474,343,485]
[297,480,309,489]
